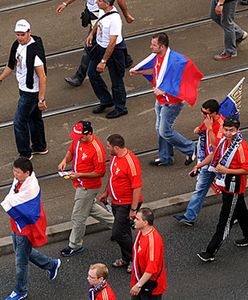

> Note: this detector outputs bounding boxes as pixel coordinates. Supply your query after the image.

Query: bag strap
[98,11,119,22]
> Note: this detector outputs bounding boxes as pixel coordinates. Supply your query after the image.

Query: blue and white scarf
[208,131,243,187]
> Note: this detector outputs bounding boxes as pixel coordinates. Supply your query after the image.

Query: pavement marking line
[137,108,155,116]
[0,188,218,256]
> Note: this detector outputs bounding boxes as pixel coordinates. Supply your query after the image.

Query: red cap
[69,121,93,139]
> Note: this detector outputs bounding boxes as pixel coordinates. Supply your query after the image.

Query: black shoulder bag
[138,262,163,297]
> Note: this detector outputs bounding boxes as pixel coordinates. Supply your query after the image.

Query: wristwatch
[101,59,107,64]
[217,2,223,6]
[38,99,45,104]
[137,283,142,289]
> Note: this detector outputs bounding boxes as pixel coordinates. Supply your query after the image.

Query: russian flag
[133,48,203,106]
[219,77,245,119]
[1,172,47,247]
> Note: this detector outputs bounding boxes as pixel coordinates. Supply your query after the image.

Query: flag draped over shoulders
[133,48,203,106]
[1,172,47,247]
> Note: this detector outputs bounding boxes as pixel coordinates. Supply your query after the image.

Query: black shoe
[64,75,82,87]
[234,237,248,247]
[173,214,184,222]
[150,159,173,166]
[92,103,114,114]
[105,109,128,119]
[240,0,248,5]
[60,246,85,257]
[197,252,215,262]
[185,146,197,166]
[179,218,194,227]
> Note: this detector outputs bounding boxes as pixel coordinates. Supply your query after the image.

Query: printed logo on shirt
[138,245,142,253]
[81,153,88,160]
[115,167,120,175]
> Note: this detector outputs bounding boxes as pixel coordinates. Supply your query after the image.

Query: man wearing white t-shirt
[86,0,128,119]
[56,0,134,87]
[0,19,48,160]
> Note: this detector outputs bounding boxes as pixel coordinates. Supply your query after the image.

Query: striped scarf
[208,131,243,187]
[88,280,106,300]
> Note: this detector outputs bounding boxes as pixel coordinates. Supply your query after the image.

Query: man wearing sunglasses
[174,99,224,226]
[0,19,48,160]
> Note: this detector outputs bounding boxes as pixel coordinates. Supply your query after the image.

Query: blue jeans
[210,0,244,55]
[155,101,195,163]
[12,233,54,294]
[88,45,127,112]
[14,90,47,157]
[184,168,216,221]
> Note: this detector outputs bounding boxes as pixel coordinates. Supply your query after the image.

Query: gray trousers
[69,187,114,249]
[210,0,244,54]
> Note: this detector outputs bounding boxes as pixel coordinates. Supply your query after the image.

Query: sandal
[112,258,128,268]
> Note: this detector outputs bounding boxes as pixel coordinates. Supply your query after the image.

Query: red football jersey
[95,283,116,300]
[131,228,166,295]
[69,135,106,189]
[108,150,142,205]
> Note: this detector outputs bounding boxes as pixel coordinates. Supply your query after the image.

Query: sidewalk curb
[0,190,221,256]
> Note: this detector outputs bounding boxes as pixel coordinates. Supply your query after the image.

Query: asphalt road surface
[1,203,248,300]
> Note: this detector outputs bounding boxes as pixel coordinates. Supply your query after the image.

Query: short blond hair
[89,263,109,279]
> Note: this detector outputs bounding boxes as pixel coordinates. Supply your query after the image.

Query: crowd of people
[0,0,248,299]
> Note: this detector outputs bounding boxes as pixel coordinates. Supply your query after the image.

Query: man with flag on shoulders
[1,157,61,300]
[130,32,203,167]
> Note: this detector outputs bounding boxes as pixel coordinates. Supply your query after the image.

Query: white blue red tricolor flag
[133,47,203,106]
[219,77,245,119]
[1,172,47,247]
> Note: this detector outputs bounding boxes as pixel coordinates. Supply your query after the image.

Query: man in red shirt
[88,263,116,300]
[174,99,224,226]
[58,121,114,257]
[99,134,142,273]
[130,32,202,167]
[130,208,166,300]
[195,117,248,262]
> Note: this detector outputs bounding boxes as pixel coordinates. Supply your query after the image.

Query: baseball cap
[15,19,31,33]
[70,121,93,139]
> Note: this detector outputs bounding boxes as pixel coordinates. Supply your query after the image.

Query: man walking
[130,208,166,300]
[0,19,48,159]
[56,0,134,87]
[196,117,248,262]
[58,120,114,257]
[86,0,128,118]
[87,263,116,299]
[1,157,61,300]
[130,33,203,166]
[210,0,247,61]
[175,99,224,226]
[99,134,142,273]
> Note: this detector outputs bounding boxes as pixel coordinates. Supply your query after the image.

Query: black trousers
[112,204,133,263]
[207,192,248,255]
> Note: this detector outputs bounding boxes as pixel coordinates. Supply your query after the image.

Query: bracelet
[62,2,67,6]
